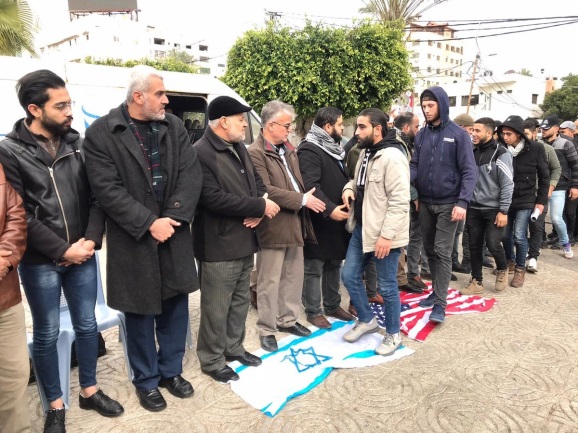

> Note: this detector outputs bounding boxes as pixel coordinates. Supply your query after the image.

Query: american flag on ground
[370,282,496,342]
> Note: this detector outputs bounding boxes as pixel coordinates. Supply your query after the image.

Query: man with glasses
[0,69,124,433]
[248,100,326,352]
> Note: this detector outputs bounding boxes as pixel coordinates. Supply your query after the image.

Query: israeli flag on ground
[229,320,414,417]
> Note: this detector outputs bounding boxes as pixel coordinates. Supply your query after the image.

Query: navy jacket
[410,86,477,208]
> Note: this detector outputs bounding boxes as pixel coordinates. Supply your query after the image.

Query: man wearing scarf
[84,66,203,412]
[297,107,354,330]
[341,108,410,356]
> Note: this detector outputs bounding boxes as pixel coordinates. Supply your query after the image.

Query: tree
[0,0,37,57]
[84,52,199,74]
[359,0,447,25]
[540,74,578,121]
[519,68,533,77]
[223,22,413,133]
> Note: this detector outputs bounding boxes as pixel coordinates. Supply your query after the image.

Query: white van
[0,56,262,144]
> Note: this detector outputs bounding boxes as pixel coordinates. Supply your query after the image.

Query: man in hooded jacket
[410,86,477,323]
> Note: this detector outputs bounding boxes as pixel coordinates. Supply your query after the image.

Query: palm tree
[0,0,37,57]
[359,0,447,25]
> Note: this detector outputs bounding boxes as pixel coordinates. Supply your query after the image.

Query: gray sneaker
[343,317,379,343]
[375,332,402,356]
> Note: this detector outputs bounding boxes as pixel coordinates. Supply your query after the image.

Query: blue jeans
[341,225,401,334]
[549,190,569,245]
[19,257,98,402]
[503,208,532,268]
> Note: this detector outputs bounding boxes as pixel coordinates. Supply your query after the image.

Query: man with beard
[297,107,354,329]
[459,118,513,295]
[0,70,124,433]
[248,100,325,352]
[393,111,429,294]
[84,66,203,412]
[193,96,279,382]
[410,87,477,323]
[341,108,409,356]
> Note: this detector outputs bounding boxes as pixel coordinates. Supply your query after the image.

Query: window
[185,45,191,49]
[413,66,420,72]
[174,43,180,48]
[413,41,420,46]
[199,44,208,51]
[154,38,165,45]
[461,95,479,106]
[428,41,434,46]
[199,56,210,62]
[437,56,440,61]
[199,67,210,74]
[413,53,419,59]
[446,44,450,50]
[532,94,538,104]
[436,68,440,74]
[427,53,432,59]
[113,36,120,42]
[427,66,432,73]
[451,46,455,52]
[449,96,456,107]
[507,90,512,94]
[437,42,442,48]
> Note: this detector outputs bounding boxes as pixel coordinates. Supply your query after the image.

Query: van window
[245,111,262,145]
[183,111,206,128]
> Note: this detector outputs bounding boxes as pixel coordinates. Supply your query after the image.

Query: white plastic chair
[27,252,132,412]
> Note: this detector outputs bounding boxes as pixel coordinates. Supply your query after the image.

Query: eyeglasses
[271,121,294,131]
[41,101,75,113]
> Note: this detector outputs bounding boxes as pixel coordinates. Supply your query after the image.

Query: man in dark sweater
[410,87,477,323]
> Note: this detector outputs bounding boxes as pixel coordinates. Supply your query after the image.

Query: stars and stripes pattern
[370,282,496,342]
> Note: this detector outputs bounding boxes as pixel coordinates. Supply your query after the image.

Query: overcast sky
[28,0,578,78]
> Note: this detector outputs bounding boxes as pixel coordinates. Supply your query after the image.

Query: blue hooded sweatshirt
[410,86,477,209]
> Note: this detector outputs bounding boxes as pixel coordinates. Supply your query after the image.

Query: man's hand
[494,212,508,228]
[62,238,94,265]
[82,239,96,253]
[548,185,555,199]
[149,218,181,242]
[263,197,280,219]
[534,204,544,215]
[0,250,12,280]
[413,199,419,212]
[342,189,355,210]
[329,204,349,221]
[304,188,326,213]
[451,206,467,221]
[374,237,392,260]
[569,188,578,200]
[243,217,263,228]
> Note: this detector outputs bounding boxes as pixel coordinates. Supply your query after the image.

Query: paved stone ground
[25,245,578,433]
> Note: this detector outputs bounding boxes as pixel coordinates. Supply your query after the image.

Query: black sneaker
[44,408,65,433]
[452,262,471,274]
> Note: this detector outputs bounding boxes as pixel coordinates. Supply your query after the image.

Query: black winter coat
[84,106,203,315]
[192,127,266,262]
[510,139,550,211]
[297,141,351,260]
[0,120,105,264]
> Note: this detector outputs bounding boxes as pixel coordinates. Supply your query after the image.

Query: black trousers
[528,204,548,260]
[466,208,507,282]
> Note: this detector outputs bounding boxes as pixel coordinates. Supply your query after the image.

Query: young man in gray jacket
[460,118,513,295]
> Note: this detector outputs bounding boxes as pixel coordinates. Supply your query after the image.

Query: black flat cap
[208,96,252,120]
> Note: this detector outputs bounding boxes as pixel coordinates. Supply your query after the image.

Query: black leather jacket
[0,119,105,264]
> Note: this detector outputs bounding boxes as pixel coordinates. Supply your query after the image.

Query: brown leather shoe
[367,293,384,304]
[307,314,331,329]
[348,302,358,317]
[510,266,525,288]
[327,306,355,322]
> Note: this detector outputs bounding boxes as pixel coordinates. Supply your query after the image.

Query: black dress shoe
[260,335,278,352]
[136,388,167,412]
[79,389,124,417]
[44,408,65,433]
[277,322,311,337]
[452,262,470,273]
[159,375,194,398]
[225,351,262,367]
[204,365,240,383]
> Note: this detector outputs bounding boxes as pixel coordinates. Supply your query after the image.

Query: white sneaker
[343,317,379,343]
[375,332,402,356]
[563,243,574,259]
[526,258,538,273]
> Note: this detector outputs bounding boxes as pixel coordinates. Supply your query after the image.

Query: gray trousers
[419,203,459,309]
[0,303,30,433]
[302,258,342,317]
[196,255,253,372]
[256,247,303,337]
[407,205,430,278]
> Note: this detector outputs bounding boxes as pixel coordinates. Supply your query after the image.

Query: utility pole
[466,54,480,115]
[265,10,281,23]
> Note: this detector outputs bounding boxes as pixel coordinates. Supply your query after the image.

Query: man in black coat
[298,107,354,329]
[193,96,279,383]
[84,66,203,412]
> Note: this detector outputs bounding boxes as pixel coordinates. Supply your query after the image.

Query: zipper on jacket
[48,152,75,243]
